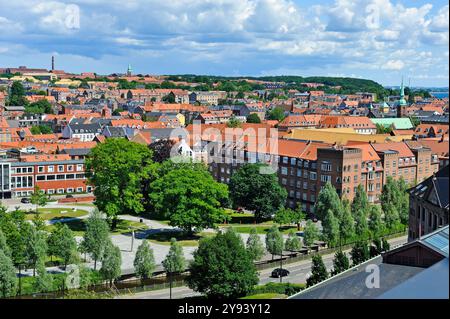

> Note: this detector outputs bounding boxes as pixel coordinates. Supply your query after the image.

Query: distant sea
[430,92,449,99]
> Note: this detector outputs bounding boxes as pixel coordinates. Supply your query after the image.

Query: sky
[0,0,448,87]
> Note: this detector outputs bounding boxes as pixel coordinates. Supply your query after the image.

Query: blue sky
[0,0,448,87]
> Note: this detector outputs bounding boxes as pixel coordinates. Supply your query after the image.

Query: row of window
[13,164,84,174]
[35,173,86,181]
[14,186,92,197]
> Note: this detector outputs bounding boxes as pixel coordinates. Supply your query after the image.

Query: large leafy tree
[285,230,302,252]
[0,230,11,258]
[322,209,339,246]
[47,224,78,269]
[368,205,384,237]
[0,250,17,298]
[25,225,47,276]
[315,182,343,221]
[266,107,286,121]
[274,208,293,227]
[82,209,110,270]
[246,113,261,124]
[86,138,156,227]
[7,81,28,106]
[351,185,369,237]
[33,259,54,293]
[350,241,370,266]
[187,229,258,298]
[150,166,229,234]
[246,228,265,261]
[306,255,328,287]
[148,139,176,163]
[134,240,156,282]
[26,99,53,114]
[380,176,408,228]
[332,250,350,275]
[162,238,186,299]
[229,163,287,221]
[265,225,284,260]
[31,186,48,214]
[100,241,122,287]
[303,220,319,247]
[339,199,355,245]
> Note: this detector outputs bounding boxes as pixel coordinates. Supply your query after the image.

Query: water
[430,92,449,99]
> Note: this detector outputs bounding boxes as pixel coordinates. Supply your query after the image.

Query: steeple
[399,76,407,106]
[127,64,132,76]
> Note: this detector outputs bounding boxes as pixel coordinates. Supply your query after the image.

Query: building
[189,92,220,106]
[1,152,90,199]
[408,166,449,241]
[62,123,103,141]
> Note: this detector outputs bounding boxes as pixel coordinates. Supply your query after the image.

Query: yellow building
[286,128,410,144]
[176,113,186,126]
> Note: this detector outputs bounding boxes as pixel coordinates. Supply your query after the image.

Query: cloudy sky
[0,0,448,87]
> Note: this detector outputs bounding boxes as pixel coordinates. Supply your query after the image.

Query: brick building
[0,153,90,199]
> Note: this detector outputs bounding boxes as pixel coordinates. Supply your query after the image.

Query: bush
[250,282,305,296]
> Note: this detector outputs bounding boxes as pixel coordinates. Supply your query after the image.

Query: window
[303,170,309,179]
[281,178,287,185]
[311,162,317,170]
[283,157,288,164]
[310,194,316,202]
[76,164,83,171]
[57,174,65,180]
[303,182,308,189]
[66,174,75,179]
[368,184,374,191]
[296,181,301,188]
[57,188,64,194]
[46,175,55,180]
[354,175,358,182]
[281,167,288,175]
[67,165,73,172]
[27,167,33,173]
[321,163,332,171]
[304,162,309,169]
[310,172,317,180]
[36,176,45,181]
[290,158,296,166]
[48,166,54,173]
[58,165,64,172]
[297,169,302,177]
[320,175,331,183]
[302,193,307,201]
[67,188,74,193]
[47,189,54,194]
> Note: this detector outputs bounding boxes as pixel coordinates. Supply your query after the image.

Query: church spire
[398,76,407,106]
[127,64,132,76]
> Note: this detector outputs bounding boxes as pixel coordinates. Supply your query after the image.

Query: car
[20,198,31,204]
[271,268,290,278]
[65,194,74,198]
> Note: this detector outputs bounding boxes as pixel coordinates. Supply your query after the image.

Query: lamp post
[130,230,135,252]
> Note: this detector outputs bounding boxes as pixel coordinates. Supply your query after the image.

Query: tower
[127,64,132,77]
[397,77,408,118]
[52,55,55,71]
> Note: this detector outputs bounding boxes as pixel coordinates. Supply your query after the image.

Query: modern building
[408,165,449,241]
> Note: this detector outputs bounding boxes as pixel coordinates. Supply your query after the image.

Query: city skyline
[0,0,448,87]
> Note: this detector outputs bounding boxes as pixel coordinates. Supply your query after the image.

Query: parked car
[65,194,74,198]
[20,197,31,204]
[271,268,290,278]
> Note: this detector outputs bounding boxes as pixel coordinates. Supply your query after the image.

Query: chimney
[52,56,55,71]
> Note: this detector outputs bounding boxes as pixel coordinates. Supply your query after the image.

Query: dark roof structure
[409,165,449,209]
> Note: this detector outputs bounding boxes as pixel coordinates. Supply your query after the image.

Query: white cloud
[382,60,405,70]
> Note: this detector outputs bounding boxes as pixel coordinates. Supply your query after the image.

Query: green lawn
[45,218,148,236]
[25,208,89,221]
[225,225,298,235]
[241,293,287,299]
[147,230,215,246]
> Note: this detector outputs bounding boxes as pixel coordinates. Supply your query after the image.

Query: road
[116,235,407,299]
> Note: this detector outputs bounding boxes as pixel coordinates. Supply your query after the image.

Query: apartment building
[0,153,90,199]
[203,128,438,215]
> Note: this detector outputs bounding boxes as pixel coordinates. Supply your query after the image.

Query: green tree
[85,138,155,228]
[306,255,328,287]
[82,209,110,270]
[246,113,261,123]
[322,209,339,246]
[0,249,17,298]
[384,205,400,231]
[332,250,350,275]
[265,225,284,260]
[303,220,319,247]
[266,107,285,121]
[285,231,302,252]
[25,226,47,276]
[274,208,293,227]
[368,205,384,237]
[382,238,390,252]
[26,99,53,114]
[162,238,186,299]
[315,182,343,221]
[339,200,355,245]
[370,238,383,257]
[30,186,48,214]
[229,163,287,221]
[397,178,410,225]
[187,229,258,298]
[100,241,122,287]
[291,205,306,231]
[33,259,54,293]
[0,230,11,258]
[134,240,156,283]
[246,228,265,261]
[380,176,403,229]
[350,241,370,266]
[47,224,78,269]
[7,81,28,106]
[227,116,242,128]
[351,185,369,237]
[150,166,228,234]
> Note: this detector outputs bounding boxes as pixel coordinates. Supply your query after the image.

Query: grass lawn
[147,230,215,246]
[241,293,287,299]
[226,225,299,235]
[25,208,89,221]
[45,218,148,236]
